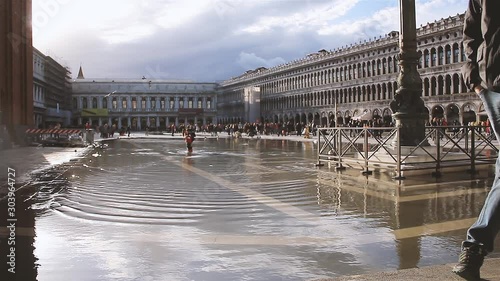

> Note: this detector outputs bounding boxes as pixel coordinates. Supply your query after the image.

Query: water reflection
[0,187,38,281]
[4,138,500,280]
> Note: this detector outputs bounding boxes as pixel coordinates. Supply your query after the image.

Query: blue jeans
[465,89,500,253]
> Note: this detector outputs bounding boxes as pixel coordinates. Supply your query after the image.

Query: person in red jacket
[453,0,500,279]
[185,130,193,153]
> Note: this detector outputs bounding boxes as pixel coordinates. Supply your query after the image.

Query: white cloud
[240,0,359,34]
[236,52,286,71]
[32,0,469,81]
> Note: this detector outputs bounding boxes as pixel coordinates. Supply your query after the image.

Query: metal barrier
[316,126,498,179]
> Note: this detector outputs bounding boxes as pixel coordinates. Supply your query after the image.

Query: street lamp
[390,0,428,146]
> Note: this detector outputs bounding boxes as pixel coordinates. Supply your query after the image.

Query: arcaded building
[218,13,481,126]
[71,71,218,130]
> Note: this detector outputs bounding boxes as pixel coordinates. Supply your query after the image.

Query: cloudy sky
[32,0,468,82]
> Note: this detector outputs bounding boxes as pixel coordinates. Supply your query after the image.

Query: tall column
[0,0,33,144]
[390,0,428,146]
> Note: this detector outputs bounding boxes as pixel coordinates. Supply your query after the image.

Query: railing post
[315,128,324,167]
[393,127,405,180]
[362,128,372,175]
[337,127,346,171]
[432,128,442,178]
[465,125,469,152]
[468,127,477,174]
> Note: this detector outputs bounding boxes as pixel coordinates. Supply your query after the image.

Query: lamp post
[390,0,428,146]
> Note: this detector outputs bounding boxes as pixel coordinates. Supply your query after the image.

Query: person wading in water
[185,130,194,153]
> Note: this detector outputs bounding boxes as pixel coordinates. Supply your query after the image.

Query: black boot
[452,244,486,280]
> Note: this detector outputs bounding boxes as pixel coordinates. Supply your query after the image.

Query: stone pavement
[0,145,92,198]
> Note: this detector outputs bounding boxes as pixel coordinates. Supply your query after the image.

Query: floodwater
[2,137,500,281]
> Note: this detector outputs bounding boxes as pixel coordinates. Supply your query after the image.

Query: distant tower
[77,65,85,79]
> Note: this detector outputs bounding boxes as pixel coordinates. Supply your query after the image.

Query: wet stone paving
[2,137,500,281]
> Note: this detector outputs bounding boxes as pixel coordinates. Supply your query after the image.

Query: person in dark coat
[453,0,500,279]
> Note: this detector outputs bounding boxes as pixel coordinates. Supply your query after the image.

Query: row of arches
[254,42,464,97]
[260,101,484,128]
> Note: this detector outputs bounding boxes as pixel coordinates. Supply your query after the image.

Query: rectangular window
[188,99,193,108]
[122,99,127,109]
[207,99,211,109]
[161,99,165,109]
[169,99,174,109]
[132,100,137,109]
[198,100,202,108]
[179,100,184,108]
[141,99,146,109]
[112,99,117,109]
[151,99,156,109]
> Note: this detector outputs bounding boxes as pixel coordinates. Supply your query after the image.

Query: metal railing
[316,126,498,179]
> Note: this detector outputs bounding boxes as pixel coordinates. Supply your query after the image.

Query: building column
[0,0,33,144]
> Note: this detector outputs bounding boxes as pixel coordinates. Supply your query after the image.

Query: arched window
[92,97,98,108]
[445,45,452,64]
[453,43,460,63]
[424,50,430,67]
[82,97,88,109]
[103,98,108,109]
[438,46,444,65]
[431,48,437,66]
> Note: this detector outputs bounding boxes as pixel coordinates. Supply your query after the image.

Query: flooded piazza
[2,137,500,281]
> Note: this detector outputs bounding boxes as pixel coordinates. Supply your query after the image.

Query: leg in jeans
[465,89,500,252]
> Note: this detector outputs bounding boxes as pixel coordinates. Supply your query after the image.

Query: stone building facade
[71,75,218,130]
[33,48,73,128]
[218,13,482,127]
